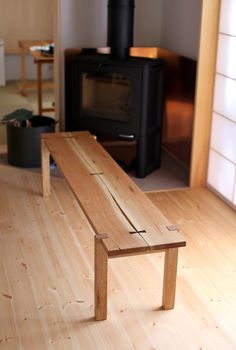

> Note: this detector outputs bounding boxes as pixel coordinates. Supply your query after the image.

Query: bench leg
[41,140,51,197]
[162,248,179,310]
[94,235,108,321]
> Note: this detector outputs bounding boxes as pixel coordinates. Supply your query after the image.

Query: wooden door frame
[53,0,221,187]
[190,0,221,187]
[53,0,61,131]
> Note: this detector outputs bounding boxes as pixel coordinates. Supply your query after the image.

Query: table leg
[162,248,179,310]
[94,235,108,320]
[37,61,43,115]
[41,140,51,196]
[20,47,27,96]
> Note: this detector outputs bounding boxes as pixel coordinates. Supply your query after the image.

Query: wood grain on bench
[41,131,186,320]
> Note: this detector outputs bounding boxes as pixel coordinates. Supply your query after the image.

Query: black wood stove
[65,0,164,177]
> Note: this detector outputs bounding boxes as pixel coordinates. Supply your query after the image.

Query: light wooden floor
[1,163,236,349]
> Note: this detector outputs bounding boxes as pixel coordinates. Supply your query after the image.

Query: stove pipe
[107,0,135,60]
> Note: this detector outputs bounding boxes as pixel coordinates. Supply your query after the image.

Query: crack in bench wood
[41,131,186,320]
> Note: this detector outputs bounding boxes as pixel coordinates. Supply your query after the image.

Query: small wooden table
[18,40,54,115]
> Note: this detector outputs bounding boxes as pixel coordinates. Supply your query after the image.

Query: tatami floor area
[1,161,236,349]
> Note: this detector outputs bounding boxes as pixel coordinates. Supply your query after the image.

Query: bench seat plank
[42,132,185,256]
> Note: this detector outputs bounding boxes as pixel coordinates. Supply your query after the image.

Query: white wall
[207,0,236,207]
[134,0,162,45]
[160,0,202,60]
[60,0,162,49]
[60,0,107,49]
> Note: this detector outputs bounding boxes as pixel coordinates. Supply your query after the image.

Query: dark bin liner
[7,116,55,167]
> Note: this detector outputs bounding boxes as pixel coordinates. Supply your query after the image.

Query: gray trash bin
[7,116,55,167]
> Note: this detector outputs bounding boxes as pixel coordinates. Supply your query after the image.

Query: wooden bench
[41,131,186,320]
